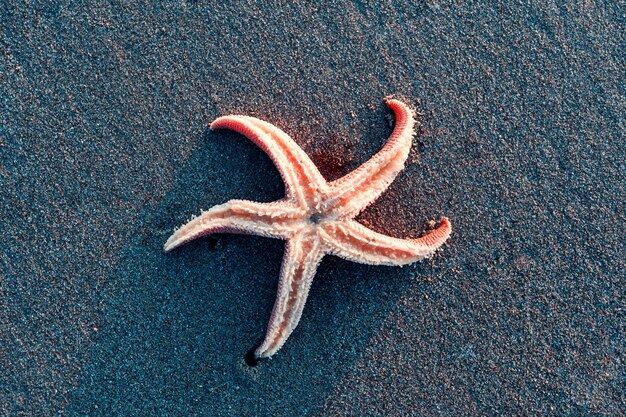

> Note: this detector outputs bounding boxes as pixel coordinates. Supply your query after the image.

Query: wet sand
[1,2,624,416]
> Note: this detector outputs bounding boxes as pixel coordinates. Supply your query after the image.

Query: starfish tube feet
[414,217,451,249]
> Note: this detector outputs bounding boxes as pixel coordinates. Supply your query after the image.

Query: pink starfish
[164,98,451,359]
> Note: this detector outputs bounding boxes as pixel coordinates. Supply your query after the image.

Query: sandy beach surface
[1,1,624,416]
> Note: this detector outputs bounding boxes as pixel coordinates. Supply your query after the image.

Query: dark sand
[1,1,624,416]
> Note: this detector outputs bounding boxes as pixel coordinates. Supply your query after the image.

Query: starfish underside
[165,98,451,359]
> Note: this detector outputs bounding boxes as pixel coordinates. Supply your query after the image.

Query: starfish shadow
[67,128,438,416]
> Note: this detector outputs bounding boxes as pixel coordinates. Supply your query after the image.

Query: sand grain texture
[1,1,624,416]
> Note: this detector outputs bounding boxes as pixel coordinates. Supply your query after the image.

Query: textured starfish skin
[164,99,451,359]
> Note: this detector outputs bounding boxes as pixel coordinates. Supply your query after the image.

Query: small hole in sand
[244,348,259,367]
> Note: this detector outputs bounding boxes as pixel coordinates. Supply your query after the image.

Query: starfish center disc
[309,212,324,224]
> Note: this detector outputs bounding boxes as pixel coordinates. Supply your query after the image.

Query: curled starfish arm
[163,199,300,252]
[210,115,327,207]
[255,231,324,358]
[321,218,451,266]
[326,99,416,217]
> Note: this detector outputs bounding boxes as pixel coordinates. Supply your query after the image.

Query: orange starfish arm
[163,199,301,252]
[210,115,328,207]
[255,231,324,358]
[321,218,451,266]
[326,99,415,217]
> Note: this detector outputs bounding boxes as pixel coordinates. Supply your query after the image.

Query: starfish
[164,98,451,359]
